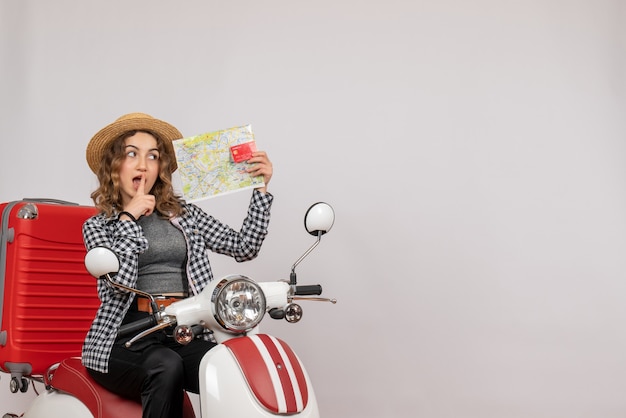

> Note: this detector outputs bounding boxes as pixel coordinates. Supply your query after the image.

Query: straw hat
[86,112,183,174]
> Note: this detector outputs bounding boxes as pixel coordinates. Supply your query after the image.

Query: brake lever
[292,296,337,304]
[124,316,176,348]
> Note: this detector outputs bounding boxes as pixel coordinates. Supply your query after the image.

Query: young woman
[81,112,273,418]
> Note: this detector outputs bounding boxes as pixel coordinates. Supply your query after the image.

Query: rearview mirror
[304,202,335,236]
[84,246,120,278]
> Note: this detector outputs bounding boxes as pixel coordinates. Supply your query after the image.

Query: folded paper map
[172,124,264,202]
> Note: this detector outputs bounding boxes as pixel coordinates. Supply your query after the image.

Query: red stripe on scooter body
[258,334,298,412]
[276,336,309,406]
[224,334,308,414]
[224,337,278,412]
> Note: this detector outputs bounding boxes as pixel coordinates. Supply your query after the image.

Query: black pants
[87,329,216,418]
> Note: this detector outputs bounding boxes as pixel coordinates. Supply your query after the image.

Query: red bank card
[230,141,257,163]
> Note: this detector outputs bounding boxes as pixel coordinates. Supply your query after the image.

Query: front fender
[199,334,319,418]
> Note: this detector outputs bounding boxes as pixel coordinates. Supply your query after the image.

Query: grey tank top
[136,212,189,296]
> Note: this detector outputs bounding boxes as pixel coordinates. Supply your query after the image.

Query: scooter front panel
[199,334,318,417]
[224,334,308,414]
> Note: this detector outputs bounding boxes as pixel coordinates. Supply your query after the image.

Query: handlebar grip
[294,284,323,296]
[118,316,157,338]
[189,324,205,338]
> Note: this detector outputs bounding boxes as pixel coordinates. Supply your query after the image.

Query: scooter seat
[49,357,196,418]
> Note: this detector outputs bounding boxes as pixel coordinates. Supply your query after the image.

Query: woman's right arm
[82,215,148,290]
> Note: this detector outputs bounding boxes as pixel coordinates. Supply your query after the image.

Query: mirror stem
[103,273,158,313]
[290,231,323,286]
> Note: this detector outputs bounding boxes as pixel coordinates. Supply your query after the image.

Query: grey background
[1,1,625,417]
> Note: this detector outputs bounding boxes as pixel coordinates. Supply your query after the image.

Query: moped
[3,202,336,418]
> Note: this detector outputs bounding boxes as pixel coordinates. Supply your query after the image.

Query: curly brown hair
[90,130,184,218]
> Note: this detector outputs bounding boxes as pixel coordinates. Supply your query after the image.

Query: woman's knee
[143,346,184,384]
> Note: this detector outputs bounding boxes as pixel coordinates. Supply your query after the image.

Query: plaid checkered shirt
[81,190,273,373]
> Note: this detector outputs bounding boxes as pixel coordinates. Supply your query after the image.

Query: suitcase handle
[22,198,79,206]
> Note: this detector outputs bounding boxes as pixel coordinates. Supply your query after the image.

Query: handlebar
[294,284,323,296]
[117,283,327,341]
[118,316,158,338]
[294,284,322,296]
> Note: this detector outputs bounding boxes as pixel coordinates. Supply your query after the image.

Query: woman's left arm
[188,190,273,262]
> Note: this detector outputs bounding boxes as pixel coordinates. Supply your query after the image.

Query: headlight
[212,275,266,333]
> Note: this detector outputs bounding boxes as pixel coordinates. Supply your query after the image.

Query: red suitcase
[0,199,99,391]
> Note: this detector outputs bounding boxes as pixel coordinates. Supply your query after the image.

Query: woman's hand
[122,175,155,220]
[247,151,273,194]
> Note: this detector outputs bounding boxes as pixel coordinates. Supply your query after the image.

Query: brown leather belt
[136,297,182,313]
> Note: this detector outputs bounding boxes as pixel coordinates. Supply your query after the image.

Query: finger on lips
[138,175,146,195]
